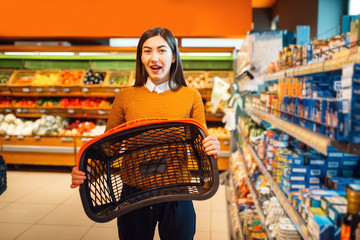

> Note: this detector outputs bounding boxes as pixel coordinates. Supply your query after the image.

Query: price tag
[67,109,75,114]
[81,137,92,142]
[98,109,105,115]
[22,88,30,93]
[5,109,11,113]
[114,88,120,93]
[36,88,43,92]
[63,88,70,92]
[60,137,73,142]
[215,113,222,117]
[40,109,46,113]
[17,135,24,140]
[22,108,29,113]
[49,88,56,92]
[16,109,22,113]
[82,88,89,93]
[4,135,10,140]
[34,135,41,140]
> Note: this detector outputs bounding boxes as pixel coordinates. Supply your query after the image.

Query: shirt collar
[144,78,176,94]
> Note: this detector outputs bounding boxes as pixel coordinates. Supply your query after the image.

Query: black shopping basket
[77,118,219,222]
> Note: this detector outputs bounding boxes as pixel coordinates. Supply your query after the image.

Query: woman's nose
[150,52,159,62]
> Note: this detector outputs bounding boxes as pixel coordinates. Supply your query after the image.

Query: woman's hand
[202,135,220,159]
[70,167,86,189]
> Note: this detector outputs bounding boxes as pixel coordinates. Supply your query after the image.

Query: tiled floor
[0,166,229,240]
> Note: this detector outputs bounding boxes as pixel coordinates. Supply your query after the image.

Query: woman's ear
[172,53,176,63]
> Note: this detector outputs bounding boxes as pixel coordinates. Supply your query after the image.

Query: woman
[71,27,220,240]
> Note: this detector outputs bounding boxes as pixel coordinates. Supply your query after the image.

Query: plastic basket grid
[78,120,218,222]
[0,164,7,196]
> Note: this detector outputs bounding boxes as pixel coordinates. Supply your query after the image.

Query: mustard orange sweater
[105,86,206,131]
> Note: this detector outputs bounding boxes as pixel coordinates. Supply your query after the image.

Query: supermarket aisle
[0,167,229,240]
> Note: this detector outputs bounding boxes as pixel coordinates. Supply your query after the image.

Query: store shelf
[246,106,360,156]
[228,170,245,240]
[237,144,272,240]
[238,129,310,240]
[246,106,330,155]
[265,52,360,81]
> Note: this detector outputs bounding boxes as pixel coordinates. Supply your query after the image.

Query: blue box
[308,215,334,240]
[327,160,340,168]
[328,204,347,227]
[289,181,307,191]
[289,166,309,175]
[324,169,339,178]
[308,176,321,184]
[341,158,359,167]
[341,168,356,178]
[309,158,326,166]
[309,167,323,176]
[289,174,307,182]
[320,196,347,212]
[288,154,305,165]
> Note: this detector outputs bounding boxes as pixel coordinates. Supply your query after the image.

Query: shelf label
[5,108,12,113]
[17,135,24,140]
[36,88,43,93]
[63,88,70,92]
[22,88,30,93]
[49,88,56,92]
[34,135,41,140]
[98,109,105,115]
[67,109,75,114]
[82,88,89,93]
[22,108,29,113]
[39,109,46,113]
[16,109,22,113]
[81,137,92,142]
[4,135,10,140]
[60,137,73,142]
[114,88,120,93]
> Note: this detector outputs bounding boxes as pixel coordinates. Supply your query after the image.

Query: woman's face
[141,35,175,85]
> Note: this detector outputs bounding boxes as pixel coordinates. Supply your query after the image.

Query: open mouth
[150,65,162,71]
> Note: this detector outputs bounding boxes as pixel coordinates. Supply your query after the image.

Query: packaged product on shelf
[350,18,360,54]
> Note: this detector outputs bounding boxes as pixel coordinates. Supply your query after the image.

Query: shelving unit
[227,172,244,240]
[237,127,310,240]
[0,50,232,168]
[236,143,272,240]
[265,52,360,81]
[246,106,360,156]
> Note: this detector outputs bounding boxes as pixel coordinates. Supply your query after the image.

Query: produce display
[0,72,12,84]
[83,70,106,85]
[107,73,130,86]
[185,72,207,89]
[0,114,68,135]
[13,98,37,108]
[0,97,12,107]
[58,98,83,108]
[82,97,110,109]
[37,98,60,108]
[59,119,106,136]
[58,70,84,85]
[32,72,59,86]
[14,75,34,85]
[208,126,230,139]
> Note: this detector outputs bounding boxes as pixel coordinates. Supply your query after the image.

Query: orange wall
[0,0,252,38]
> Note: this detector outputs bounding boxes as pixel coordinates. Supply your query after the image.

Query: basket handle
[107,118,168,134]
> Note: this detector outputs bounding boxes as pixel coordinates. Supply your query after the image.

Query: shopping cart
[77,119,219,222]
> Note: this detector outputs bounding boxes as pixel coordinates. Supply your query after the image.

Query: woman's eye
[143,50,151,54]
[159,49,167,53]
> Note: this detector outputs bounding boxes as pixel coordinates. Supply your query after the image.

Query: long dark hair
[134,28,186,90]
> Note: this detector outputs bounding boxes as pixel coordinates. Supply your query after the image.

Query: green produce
[0,72,12,84]
[108,74,129,86]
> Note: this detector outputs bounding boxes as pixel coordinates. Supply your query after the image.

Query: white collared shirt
[144,78,176,94]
